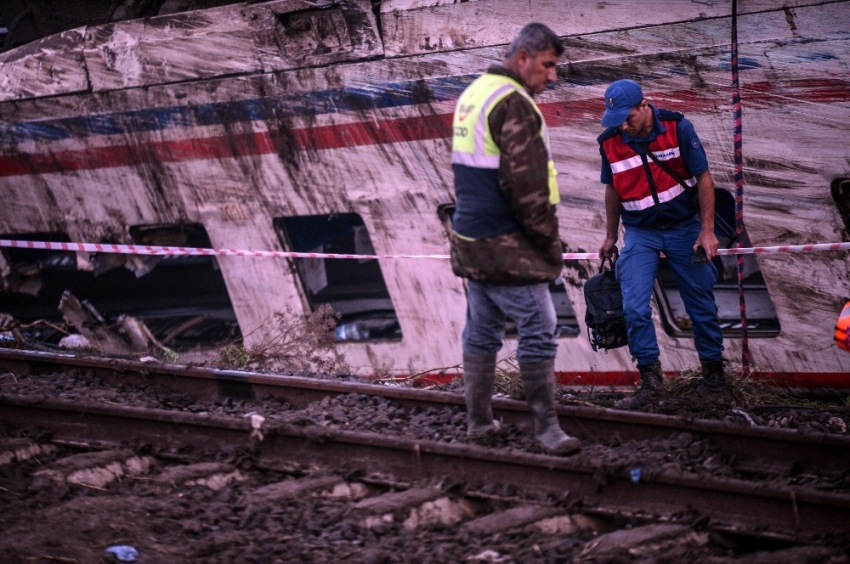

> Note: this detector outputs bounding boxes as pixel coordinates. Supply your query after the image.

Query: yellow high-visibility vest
[451,72,559,204]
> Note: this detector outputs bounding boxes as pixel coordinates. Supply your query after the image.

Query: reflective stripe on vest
[601,121,695,211]
[452,73,559,204]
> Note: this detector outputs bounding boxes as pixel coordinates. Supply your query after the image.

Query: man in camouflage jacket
[449,23,580,455]
[449,75,562,282]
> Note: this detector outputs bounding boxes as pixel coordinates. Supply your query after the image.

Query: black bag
[584,252,628,352]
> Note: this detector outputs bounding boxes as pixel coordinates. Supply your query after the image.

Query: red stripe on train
[1,80,848,177]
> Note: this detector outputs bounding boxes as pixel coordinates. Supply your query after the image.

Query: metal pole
[731,0,751,377]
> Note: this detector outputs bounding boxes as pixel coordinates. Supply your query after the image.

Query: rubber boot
[615,361,664,410]
[463,353,502,438]
[519,358,581,455]
[694,359,735,405]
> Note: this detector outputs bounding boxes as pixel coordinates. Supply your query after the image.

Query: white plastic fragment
[105,545,138,561]
[246,412,265,441]
[468,550,506,562]
[731,409,756,426]
[59,334,92,349]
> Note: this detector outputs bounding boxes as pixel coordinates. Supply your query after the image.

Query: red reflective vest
[836,301,850,353]
[600,118,696,215]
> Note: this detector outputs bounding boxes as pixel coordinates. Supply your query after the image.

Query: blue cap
[601,79,644,127]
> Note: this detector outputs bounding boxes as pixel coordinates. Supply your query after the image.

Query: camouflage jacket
[450,65,563,285]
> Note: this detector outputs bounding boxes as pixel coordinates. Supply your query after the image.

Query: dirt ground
[3,439,846,564]
[1,366,849,563]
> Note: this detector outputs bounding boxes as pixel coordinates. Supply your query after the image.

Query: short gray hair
[505,23,564,59]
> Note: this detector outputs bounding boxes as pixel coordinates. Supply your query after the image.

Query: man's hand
[694,170,719,261]
[599,236,618,260]
[694,227,719,261]
[600,183,622,260]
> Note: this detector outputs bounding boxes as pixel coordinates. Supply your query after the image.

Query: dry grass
[493,354,524,398]
[661,366,703,398]
[490,356,621,407]
[210,304,349,375]
[662,364,850,408]
[730,376,849,409]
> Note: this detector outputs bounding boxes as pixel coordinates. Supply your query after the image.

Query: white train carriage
[0,0,849,388]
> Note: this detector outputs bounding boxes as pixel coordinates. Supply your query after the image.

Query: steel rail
[2,347,849,475]
[1,393,848,538]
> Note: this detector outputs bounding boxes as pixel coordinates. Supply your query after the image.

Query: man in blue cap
[596,79,733,409]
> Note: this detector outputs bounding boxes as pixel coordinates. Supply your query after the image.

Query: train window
[274,213,402,342]
[654,256,781,339]
[436,204,579,338]
[0,226,241,351]
[125,224,241,350]
[654,192,780,338]
[832,178,850,237]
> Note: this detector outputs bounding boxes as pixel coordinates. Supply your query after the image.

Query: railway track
[2,348,849,475]
[2,347,849,562]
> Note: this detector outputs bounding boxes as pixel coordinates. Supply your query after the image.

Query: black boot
[520,358,581,455]
[463,353,502,438]
[615,361,664,410]
[694,359,735,405]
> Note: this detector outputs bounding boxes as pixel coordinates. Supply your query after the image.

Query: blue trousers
[617,216,724,366]
[462,280,558,364]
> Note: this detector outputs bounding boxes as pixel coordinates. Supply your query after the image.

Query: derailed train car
[0,0,848,388]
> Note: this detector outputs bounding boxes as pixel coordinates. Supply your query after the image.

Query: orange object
[836,301,850,352]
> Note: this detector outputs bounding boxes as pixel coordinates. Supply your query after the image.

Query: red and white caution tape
[716,242,850,255]
[0,239,448,260]
[1,239,849,261]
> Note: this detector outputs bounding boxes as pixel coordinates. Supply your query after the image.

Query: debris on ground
[57,290,172,357]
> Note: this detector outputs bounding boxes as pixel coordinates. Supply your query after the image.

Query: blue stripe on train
[0,75,476,143]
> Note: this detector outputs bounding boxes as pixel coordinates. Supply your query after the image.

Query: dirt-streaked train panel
[1,0,848,388]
